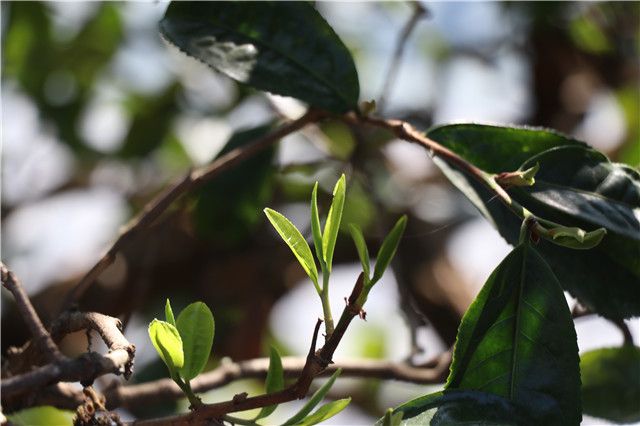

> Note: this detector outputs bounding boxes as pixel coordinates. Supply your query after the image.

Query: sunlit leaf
[311,182,324,265]
[176,302,215,381]
[160,2,359,113]
[8,406,74,426]
[296,398,351,426]
[372,215,407,284]
[322,174,346,272]
[255,347,285,420]
[148,319,184,375]
[282,369,342,425]
[264,208,319,290]
[165,298,176,327]
[349,224,370,281]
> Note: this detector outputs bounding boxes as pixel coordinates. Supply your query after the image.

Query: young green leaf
[446,243,581,425]
[165,298,176,327]
[310,182,324,265]
[382,408,403,426]
[372,215,407,284]
[322,174,346,272]
[265,208,319,291]
[546,225,606,249]
[148,319,184,375]
[349,224,370,281]
[176,302,215,381]
[282,369,343,425]
[296,398,351,426]
[255,347,285,420]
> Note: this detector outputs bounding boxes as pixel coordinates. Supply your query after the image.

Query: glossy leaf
[296,398,351,426]
[282,369,342,425]
[160,2,359,113]
[255,347,284,420]
[391,389,532,426]
[265,208,319,290]
[165,299,176,327]
[446,243,581,425]
[176,302,215,381]
[372,215,407,283]
[428,125,640,318]
[581,346,640,423]
[148,319,184,374]
[349,224,370,281]
[322,174,346,272]
[311,182,324,265]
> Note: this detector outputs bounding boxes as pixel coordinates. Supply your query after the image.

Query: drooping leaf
[389,389,530,426]
[282,369,342,425]
[322,174,346,272]
[176,302,215,381]
[264,208,319,290]
[296,398,351,426]
[445,243,581,425]
[165,299,176,327]
[372,215,407,284]
[428,124,640,318]
[148,319,184,375]
[194,125,276,246]
[349,224,370,281]
[160,1,359,113]
[311,182,324,265]
[580,346,640,423]
[255,347,285,420]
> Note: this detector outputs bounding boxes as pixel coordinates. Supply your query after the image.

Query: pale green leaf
[148,319,184,374]
[165,298,176,327]
[349,224,370,281]
[282,369,342,425]
[176,302,215,381]
[265,207,319,290]
[296,398,351,426]
[322,174,346,272]
[372,216,407,283]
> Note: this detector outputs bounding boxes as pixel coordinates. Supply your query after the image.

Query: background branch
[60,109,327,314]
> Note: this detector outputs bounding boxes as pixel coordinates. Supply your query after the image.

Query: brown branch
[1,262,63,363]
[378,1,428,112]
[59,109,327,314]
[2,311,135,408]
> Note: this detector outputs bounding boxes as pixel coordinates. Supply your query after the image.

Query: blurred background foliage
[1,2,638,424]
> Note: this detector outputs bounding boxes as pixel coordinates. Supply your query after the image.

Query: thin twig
[1,262,64,363]
[378,1,428,112]
[60,109,327,314]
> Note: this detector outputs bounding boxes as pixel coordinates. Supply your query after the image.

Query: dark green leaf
[311,182,324,265]
[427,124,585,173]
[445,244,581,425]
[581,346,640,423]
[264,208,319,290]
[296,398,351,426]
[176,302,215,381]
[255,347,284,420]
[165,299,176,327]
[349,224,370,281]
[148,319,184,375]
[372,215,407,283]
[322,174,346,272]
[282,369,342,425]
[194,125,275,246]
[160,1,359,113]
[390,390,529,426]
[428,125,640,318]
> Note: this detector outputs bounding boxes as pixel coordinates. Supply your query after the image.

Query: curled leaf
[148,319,184,374]
[546,226,607,250]
[495,162,540,187]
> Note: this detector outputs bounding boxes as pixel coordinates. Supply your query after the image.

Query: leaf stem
[321,271,334,338]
